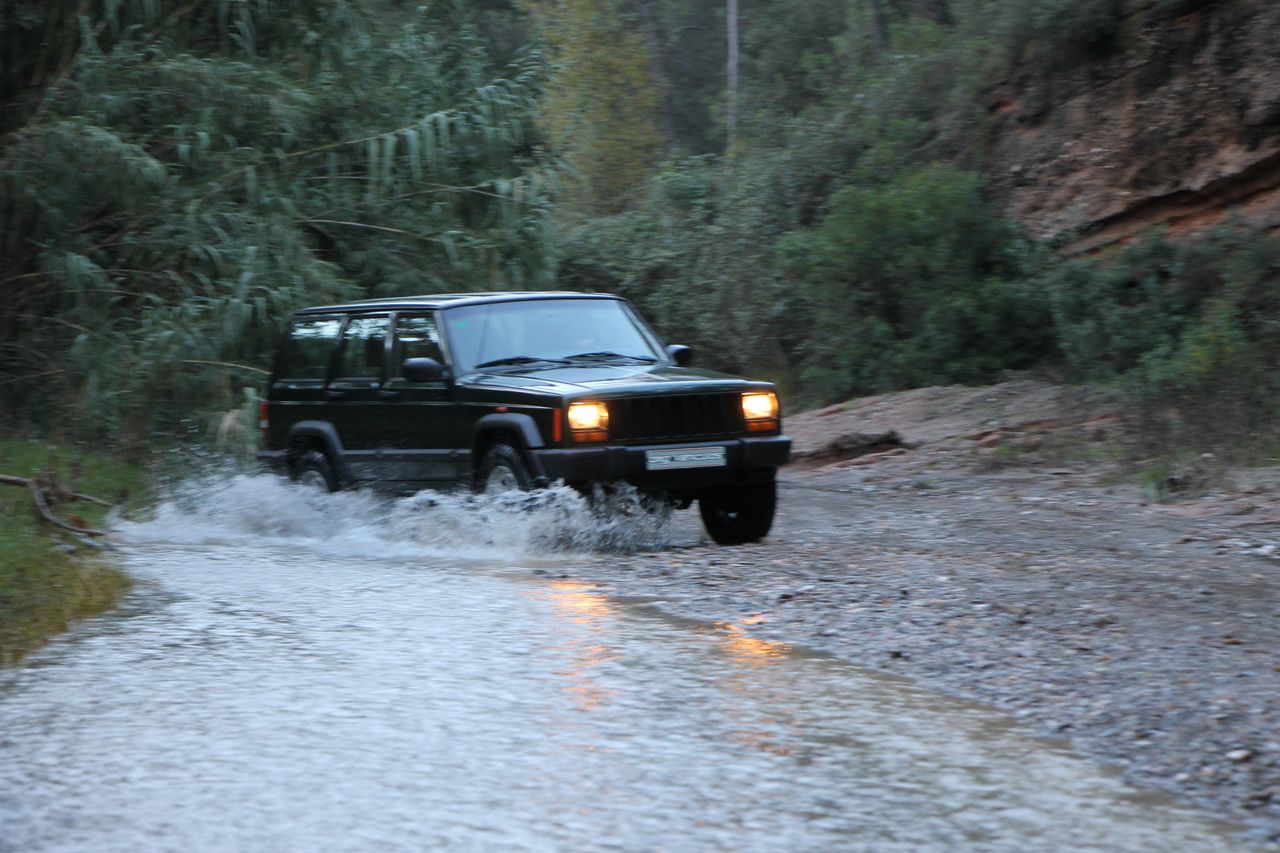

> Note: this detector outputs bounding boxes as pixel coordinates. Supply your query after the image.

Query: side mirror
[666,344,693,367]
[402,357,449,382]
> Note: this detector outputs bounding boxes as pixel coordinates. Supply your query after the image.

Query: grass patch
[0,438,147,666]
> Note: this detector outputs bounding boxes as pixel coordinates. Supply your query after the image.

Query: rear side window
[336,315,390,379]
[283,316,343,380]
[393,314,443,375]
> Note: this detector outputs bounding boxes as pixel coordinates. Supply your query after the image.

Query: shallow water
[0,476,1250,851]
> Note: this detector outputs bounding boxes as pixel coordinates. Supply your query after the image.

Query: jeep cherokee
[257,292,791,544]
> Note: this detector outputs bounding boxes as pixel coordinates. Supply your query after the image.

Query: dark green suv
[257,291,790,544]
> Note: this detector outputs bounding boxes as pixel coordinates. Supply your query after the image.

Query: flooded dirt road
[0,477,1251,851]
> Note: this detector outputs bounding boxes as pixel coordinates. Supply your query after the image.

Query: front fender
[472,413,546,450]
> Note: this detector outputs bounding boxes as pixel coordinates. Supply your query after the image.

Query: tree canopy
[1,0,556,437]
[3,0,1277,458]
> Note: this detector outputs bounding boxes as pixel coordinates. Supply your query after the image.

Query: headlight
[567,401,609,441]
[741,391,779,431]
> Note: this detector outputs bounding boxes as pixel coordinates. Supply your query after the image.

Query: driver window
[394,314,444,375]
[336,315,389,380]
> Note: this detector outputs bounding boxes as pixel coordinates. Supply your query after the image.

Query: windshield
[444,298,664,372]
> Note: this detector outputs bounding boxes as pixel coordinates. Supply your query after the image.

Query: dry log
[0,473,113,507]
[2,473,112,538]
[27,480,109,537]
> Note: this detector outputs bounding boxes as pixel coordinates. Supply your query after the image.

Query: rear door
[378,312,460,485]
[270,314,344,449]
[328,313,391,482]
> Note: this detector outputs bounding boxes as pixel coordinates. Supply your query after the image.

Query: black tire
[478,443,535,493]
[698,481,776,545]
[292,449,339,493]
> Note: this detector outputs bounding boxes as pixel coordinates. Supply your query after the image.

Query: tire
[698,481,776,545]
[478,443,535,494]
[292,449,340,493]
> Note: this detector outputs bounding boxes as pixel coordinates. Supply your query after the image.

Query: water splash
[115,472,673,559]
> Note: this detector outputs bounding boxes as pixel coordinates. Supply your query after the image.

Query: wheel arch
[285,421,350,485]
[471,413,548,484]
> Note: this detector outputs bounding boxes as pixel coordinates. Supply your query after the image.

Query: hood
[461,363,761,396]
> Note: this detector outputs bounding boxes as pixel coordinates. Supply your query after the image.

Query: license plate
[645,446,727,471]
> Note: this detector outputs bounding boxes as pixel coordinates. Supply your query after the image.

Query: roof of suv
[294,291,618,315]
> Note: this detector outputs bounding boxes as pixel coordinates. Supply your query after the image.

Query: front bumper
[532,435,791,494]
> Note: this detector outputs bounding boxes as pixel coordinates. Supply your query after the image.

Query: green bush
[1048,227,1280,458]
[1005,0,1125,66]
[776,164,1052,401]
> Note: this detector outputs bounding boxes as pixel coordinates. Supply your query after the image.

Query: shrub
[1048,227,1280,459]
[1004,0,1125,67]
[776,164,1052,401]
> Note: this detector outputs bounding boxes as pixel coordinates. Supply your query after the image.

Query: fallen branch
[2,473,114,540]
[0,474,113,507]
[27,480,109,538]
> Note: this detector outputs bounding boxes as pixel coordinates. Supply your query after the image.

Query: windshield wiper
[563,351,658,364]
[473,355,570,369]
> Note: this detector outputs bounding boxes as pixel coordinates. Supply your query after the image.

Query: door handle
[324,389,347,400]
[378,389,402,400]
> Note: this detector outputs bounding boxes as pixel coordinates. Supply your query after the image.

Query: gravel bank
[551,458,1280,848]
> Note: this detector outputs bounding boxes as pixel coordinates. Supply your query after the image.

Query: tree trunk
[639,0,678,152]
[865,0,890,59]
[923,0,952,26]
[726,0,738,153]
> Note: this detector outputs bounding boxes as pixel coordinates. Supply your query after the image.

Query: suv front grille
[607,393,745,443]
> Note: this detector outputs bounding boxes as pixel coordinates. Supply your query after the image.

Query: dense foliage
[1,0,555,441]
[1047,227,1280,455]
[2,0,1277,455]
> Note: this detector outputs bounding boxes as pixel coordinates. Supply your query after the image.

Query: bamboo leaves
[0,2,557,441]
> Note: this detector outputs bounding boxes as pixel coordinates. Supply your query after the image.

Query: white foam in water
[115,471,673,560]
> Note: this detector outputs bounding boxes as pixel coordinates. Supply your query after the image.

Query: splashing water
[115,472,674,559]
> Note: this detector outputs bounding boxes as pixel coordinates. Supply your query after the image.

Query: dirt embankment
[985,0,1280,252]
[566,380,1280,848]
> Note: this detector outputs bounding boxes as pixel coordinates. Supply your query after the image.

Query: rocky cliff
[985,0,1280,253]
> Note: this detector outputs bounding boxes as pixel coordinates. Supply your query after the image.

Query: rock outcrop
[985,0,1280,252]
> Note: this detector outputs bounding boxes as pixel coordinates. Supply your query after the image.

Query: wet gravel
[554,466,1280,848]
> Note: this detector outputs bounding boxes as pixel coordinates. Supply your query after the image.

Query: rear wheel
[293,449,339,493]
[699,481,776,545]
[479,443,535,493]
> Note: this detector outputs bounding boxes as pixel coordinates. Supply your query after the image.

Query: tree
[522,0,664,216]
[726,0,739,152]
[0,2,559,439]
[865,0,891,58]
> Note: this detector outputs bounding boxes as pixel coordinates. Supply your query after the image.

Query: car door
[378,312,461,486]
[327,313,391,483]
[270,314,345,450]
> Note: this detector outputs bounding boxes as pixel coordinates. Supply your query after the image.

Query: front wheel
[478,443,535,493]
[698,481,776,545]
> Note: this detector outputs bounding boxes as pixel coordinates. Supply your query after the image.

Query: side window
[282,316,343,380]
[393,314,443,376]
[336,315,390,380]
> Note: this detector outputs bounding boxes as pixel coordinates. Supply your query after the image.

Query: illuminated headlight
[742,391,778,421]
[741,391,779,431]
[567,401,610,441]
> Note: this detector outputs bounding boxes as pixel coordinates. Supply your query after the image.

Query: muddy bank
[555,383,1280,847]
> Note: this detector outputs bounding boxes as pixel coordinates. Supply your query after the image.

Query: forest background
[2,0,1278,461]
